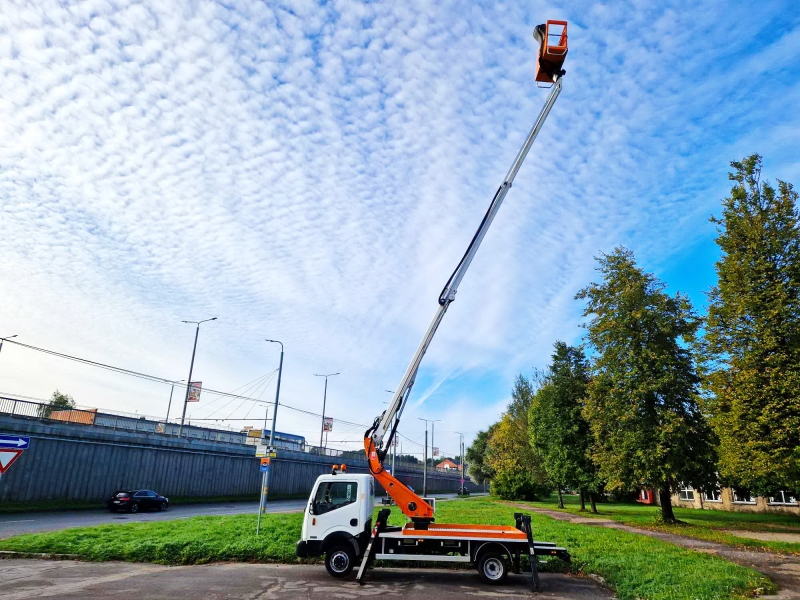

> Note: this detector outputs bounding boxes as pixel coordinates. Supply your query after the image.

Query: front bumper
[296,539,323,558]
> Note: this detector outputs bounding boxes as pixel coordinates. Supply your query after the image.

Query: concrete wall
[0,415,475,502]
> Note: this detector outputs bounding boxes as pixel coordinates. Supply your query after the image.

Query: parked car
[106,489,169,513]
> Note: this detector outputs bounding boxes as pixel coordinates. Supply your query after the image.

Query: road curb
[0,550,80,560]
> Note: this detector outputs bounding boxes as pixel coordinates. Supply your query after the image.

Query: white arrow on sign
[1,439,26,447]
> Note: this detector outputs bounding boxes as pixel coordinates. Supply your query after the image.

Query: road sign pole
[256,470,267,535]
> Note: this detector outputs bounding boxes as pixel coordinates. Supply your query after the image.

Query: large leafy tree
[702,155,800,496]
[529,342,599,510]
[577,248,716,522]
[486,376,549,500]
[465,425,497,484]
[38,390,76,418]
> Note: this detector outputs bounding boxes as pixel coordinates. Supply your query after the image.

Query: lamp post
[456,431,465,494]
[0,334,17,354]
[315,372,339,451]
[257,340,284,534]
[430,419,441,467]
[417,417,436,497]
[165,379,185,425]
[178,317,217,436]
[384,390,397,475]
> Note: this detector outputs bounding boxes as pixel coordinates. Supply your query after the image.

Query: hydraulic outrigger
[297,21,571,590]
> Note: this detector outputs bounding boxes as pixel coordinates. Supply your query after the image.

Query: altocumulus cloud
[0,0,798,450]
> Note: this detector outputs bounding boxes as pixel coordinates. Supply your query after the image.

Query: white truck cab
[296,472,375,577]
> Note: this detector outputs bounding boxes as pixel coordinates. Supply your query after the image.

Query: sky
[1,0,799,460]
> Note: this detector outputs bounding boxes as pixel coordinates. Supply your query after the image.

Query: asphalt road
[0,560,615,599]
[0,493,471,539]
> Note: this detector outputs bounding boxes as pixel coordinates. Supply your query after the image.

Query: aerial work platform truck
[296,20,571,590]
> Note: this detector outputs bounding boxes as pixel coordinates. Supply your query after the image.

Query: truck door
[309,480,362,540]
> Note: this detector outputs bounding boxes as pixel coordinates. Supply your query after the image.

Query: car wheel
[129,503,139,514]
[477,551,509,585]
[159,501,168,511]
[325,545,355,578]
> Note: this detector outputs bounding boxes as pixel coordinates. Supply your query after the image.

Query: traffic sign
[260,457,271,472]
[0,435,29,449]
[0,449,23,474]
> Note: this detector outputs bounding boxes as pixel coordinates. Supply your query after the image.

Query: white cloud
[1,0,798,451]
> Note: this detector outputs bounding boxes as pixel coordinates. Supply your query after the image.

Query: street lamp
[0,334,18,354]
[178,317,217,436]
[417,417,439,496]
[264,340,284,447]
[314,372,339,450]
[455,431,465,494]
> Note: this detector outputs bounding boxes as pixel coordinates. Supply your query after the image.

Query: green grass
[0,497,774,600]
[530,494,800,555]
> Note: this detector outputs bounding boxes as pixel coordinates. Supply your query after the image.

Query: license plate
[114,501,121,504]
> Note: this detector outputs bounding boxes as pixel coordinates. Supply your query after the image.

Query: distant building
[437,459,459,470]
[672,486,798,515]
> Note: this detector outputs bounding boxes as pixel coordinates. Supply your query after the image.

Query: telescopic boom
[364,21,568,526]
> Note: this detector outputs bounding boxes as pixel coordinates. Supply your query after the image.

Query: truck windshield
[313,481,358,515]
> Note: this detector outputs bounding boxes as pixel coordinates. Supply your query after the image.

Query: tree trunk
[659,488,676,523]
[579,489,586,511]
[589,492,598,514]
[557,487,564,509]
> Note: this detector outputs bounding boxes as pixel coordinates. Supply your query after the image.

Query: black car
[106,489,169,513]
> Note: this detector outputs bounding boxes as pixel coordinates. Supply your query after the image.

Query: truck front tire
[325,545,355,578]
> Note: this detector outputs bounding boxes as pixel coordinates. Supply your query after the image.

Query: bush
[492,470,550,500]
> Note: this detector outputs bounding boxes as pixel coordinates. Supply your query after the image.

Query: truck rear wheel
[325,545,355,578]
[477,551,509,584]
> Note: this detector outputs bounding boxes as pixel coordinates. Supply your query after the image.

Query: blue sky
[1,0,799,459]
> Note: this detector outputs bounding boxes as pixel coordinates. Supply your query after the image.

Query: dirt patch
[724,530,800,544]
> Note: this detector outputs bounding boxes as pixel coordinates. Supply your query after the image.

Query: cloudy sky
[1,0,798,458]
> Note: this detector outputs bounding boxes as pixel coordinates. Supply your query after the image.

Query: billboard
[433,447,439,457]
[188,381,202,402]
[323,417,333,432]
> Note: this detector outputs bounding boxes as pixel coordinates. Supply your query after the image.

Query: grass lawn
[0,497,773,600]
[530,494,800,555]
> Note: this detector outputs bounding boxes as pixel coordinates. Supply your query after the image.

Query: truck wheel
[325,545,355,578]
[477,552,509,584]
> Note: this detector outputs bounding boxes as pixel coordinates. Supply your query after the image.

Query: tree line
[466,154,800,521]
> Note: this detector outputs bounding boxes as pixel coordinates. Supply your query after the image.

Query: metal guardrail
[0,396,466,475]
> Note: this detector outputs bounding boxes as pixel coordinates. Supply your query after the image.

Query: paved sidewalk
[525,505,800,599]
[0,560,615,599]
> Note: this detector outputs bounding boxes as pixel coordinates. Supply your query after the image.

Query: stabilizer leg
[356,508,391,584]
[516,513,540,591]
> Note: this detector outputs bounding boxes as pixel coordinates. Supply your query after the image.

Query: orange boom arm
[365,437,434,522]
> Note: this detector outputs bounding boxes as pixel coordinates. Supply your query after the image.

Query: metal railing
[0,396,469,476]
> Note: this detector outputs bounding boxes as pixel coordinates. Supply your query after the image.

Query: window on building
[678,487,695,501]
[733,489,756,504]
[768,491,798,505]
[703,488,722,502]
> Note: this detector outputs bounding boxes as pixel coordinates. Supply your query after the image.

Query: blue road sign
[0,435,29,449]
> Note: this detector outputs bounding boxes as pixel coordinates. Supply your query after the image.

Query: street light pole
[178,317,217,437]
[315,372,339,451]
[417,417,433,497]
[456,431,465,494]
[384,390,396,475]
[430,419,441,466]
[165,380,185,425]
[257,340,284,533]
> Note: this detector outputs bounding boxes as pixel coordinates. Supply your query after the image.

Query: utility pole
[165,380,185,425]
[423,429,428,497]
[258,339,284,534]
[315,372,339,451]
[178,317,216,437]
[456,431,465,494]
[430,419,441,467]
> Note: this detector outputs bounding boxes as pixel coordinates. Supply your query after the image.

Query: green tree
[465,426,496,484]
[702,155,800,496]
[38,390,76,418]
[577,248,717,522]
[529,341,600,511]
[486,376,549,500]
